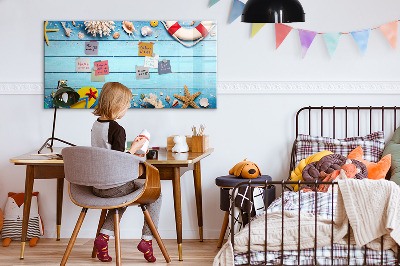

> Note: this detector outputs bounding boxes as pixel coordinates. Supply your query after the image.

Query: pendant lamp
[38,80,80,154]
[241,0,305,23]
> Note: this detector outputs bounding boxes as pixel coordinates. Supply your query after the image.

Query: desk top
[10,147,214,166]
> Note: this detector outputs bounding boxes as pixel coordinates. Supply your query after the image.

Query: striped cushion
[1,217,41,240]
[295,131,385,166]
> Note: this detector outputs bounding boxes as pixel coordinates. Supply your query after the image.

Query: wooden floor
[0,239,222,265]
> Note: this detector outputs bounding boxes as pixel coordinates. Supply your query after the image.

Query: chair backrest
[62,146,145,187]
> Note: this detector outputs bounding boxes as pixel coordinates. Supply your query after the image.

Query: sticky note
[85,41,98,55]
[138,42,154,57]
[158,60,172,75]
[76,58,91,72]
[94,60,109,76]
[144,54,159,69]
[91,69,105,82]
[136,66,150,79]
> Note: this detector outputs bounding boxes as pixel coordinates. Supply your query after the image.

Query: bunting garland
[275,23,292,49]
[298,30,317,58]
[229,0,245,24]
[351,29,370,55]
[378,21,397,50]
[251,23,266,38]
[209,2,399,58]
[323,33,341,58]
[209,0,220,7]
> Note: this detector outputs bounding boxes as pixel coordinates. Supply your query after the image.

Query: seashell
[150,21,158,27]
[210,30,216,37]
[113,32,120,39]
[122,21,135,35]
[199,98,209,108]
[190,21,195,26]
[78,32,85,39]
[172,99,179,107]
[141,26,153,36]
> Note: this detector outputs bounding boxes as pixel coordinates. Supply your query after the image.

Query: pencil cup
[191,135,209,153]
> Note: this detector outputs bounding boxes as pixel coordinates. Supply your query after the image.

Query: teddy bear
[172,135,189,153]
[1,192,44,247]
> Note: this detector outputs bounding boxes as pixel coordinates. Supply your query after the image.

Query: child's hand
[129,137,147,155]
[134,148,149,157]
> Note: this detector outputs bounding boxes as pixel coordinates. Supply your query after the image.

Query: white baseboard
[1,81,400,95]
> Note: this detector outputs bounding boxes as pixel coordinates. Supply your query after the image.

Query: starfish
[174,85,201,108]
[44,21,59,46]
[85,88,97,101]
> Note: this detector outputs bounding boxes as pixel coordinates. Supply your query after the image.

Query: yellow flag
[251,23,266,38]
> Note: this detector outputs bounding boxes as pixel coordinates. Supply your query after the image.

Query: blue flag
[229,0,245,24]
[351,29,370,55]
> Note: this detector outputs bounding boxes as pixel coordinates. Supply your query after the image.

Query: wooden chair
[60,146,171,265]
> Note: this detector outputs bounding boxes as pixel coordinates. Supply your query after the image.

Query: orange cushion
[347,146,391,180]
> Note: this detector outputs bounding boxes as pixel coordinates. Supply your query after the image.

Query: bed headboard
[290,106,400,178]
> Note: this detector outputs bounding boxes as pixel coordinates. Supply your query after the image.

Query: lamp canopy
[52,80,80,108]
[241,0,305,23]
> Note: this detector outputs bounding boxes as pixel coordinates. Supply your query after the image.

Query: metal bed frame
[230,106,400,266]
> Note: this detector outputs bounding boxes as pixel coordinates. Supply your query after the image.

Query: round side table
[215,175,275,248]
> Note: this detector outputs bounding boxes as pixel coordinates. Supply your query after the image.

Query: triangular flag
[209,0,220,7]
[298,29,317,58]
[378,21,397,50]
[229,0,245,24]
[323,33,341,58]
[251,23,266,38]
[351,29,370,55]
[275,23,293,49]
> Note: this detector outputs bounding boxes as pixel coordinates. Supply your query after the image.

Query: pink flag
[378,21,398,50]
[298,29,317,58]
[275,23,293,49]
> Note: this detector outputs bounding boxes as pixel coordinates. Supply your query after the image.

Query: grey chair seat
[69,180,145,208]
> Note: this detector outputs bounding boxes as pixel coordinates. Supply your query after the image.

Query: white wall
[1,0,400,239]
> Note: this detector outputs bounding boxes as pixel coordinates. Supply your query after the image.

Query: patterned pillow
[294,131,385,166]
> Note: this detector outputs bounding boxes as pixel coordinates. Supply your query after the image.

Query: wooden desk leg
[193,161,203,242]
[20,165,35,259]
[56,178,64,241]
[217,211,230,248]
[172,167,183,261]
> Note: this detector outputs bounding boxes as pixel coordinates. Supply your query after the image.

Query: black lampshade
[52,82,80,108]
[241,0,305,23]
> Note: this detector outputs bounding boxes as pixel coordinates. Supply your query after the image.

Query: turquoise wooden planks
[45,73,216,89]
[44,20,217,109]
[45,56,216,73]
[44,40,216,57]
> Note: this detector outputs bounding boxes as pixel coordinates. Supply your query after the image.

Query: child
[91,82,162,263]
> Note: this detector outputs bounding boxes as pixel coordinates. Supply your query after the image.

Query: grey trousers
[92,180,162,240]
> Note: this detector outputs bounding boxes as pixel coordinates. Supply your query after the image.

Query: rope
[290,20,400,35]
[161,21,216,47]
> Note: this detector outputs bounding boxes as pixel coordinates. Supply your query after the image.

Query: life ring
[162,21,216,47]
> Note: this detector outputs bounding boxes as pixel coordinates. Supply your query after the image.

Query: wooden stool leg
[217,211,230,248]
[114,210,121,266]
[141,205,171,263]
[91,209,108,258]
[60,208,88,266]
